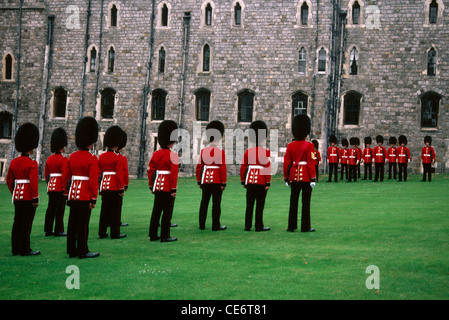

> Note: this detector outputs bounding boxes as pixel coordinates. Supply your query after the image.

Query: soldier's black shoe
[150,236,160,241]
[21,250,41,256]
[120,222,128,227]
[55,232,67,237]
[171,223,178,227]
[213,225,227,231]
[111,234,126,239]
[79,251,100,259]
[256,227,270,232]
[161,237,177,242]
[301,228,315,232]
[99,233,108,239]
[286,229,295,232]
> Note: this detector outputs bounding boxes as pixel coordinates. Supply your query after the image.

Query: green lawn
[0,174,448,300]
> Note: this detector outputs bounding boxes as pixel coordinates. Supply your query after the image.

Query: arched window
[3,54,13,80]
[350,47,358,75]
[292,92,308,119]
[343,91,362,125]
[110,4,118,27]
[427,48,436,76]
[158,47,166,73]
[234,2,242,25]
[151,89,166,121]
[301,3,309,25]
[0,111,12,139]
[108,46,115,73]
[205,3,213,26]
[101,88,116,119]
[196,89,211,121]
[352,1,361,25]
[89,47,97,72]
[298,47,306,74]
[421,92,440,128]
[238,90,254,123]
[318,48,326,72]
[429,0,438,24]
[203,44,210,72]
[53,87,67,118]
[161,4,169,26]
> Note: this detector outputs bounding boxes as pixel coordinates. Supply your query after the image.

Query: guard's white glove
[285,182,290,187]
[310,182,316,188]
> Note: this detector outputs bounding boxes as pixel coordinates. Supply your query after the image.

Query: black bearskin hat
[355,137,360,146]
[364,136,372,145]
[424,136,432,145]
[249,120,267,146]
[118,129,127,150]
[349,137,357,146]
[292,114,310,140]
[376,135,384,144]
[158,120,178,148]
[342,138,349,147]
[15,123,39,153]
[75,117,98,149]
[104,126,123,149]
[205,120,225,143]
[50,127,68,153]
[312,139,319,150]
[389,136,397,145]
[329,134,337,144]
[398,135,407,146]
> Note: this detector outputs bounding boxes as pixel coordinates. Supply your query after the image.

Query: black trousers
[44,192,65,235]
[288,182,312,231]
[12,201,36,255]
[364,163,372,180]
[422,163,432,181]
[315,165,319,182]
[388,163,397,179]
[374,163,384,181]
[328,163,338,182]
[357,163,361,178]
[245,184,267,230]
[398,163,408,181]
[340,164,348,181]
[67,201,92,257]
[348,165,357,182]
[98,191,121,238]
[149,191,174,240]
[199,184,223,230]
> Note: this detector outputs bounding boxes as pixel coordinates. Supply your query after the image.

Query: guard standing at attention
[312,139,321,182]
[362,137,373,180]
[339,138,349,181]
[240,120,271,232]
[397,135,410,182]
[65,117,100,259]
[196,120,227,231]
[373,135,386,182]
[98,126,126,239]
[117,129,129,227]
[284,114,316,233]
[347,137,360,182]
[148,120,179,242]
[44,127,69,237]
[421,136,436,182]
[7,123,40,256]
[326,135,339,183]
[387,137,398,180]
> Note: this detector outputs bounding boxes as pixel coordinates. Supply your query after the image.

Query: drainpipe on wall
[79,0,92,119]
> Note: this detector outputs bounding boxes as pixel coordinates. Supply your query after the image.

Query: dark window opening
[4,54,13,80]
[203,44,210,72]
[427,48,436,76]
[421,93,440,128]
[292,92,308,119]
[152,89,166,121]
[158,47,166,73]
[353,1,361,25]
[101,88,115,119]
[429,0,438,24]
[301,3,309,25]
[110,5,118,27]
[205,4,212,26]
[234,3,242,25]
[0,111,12,139]
[343,92,362,125]
[108,47,115,73]
[161,4,169,26]
[196,90,210,121]
[54,88,67,118]
[238,91,254,123]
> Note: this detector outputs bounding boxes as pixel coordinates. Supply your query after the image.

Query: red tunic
[117,153,129,190]
[421,146,435,164]
[66,150,99,203]
[98,150,124,192]
[373,146,386,163]
[362,148,373,163]
[327,146,340,163]
[348,148,360,165]
[196,146,227,186]
[340,148,349,165]
[240,146,271,186]
[148,148,179,192]
[283,140,316,183]
[387,147,397,163]
[397,146,410,164]
[45,153,69,193]
[312,150,321,166]
[7,154,39,202]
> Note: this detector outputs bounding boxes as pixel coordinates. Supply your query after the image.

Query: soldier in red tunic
[387,137,398,180]
[98,126,126,239]
[339,138,349,181]
[284,114,316,232]
[312,139,321,182]
[421,136,436,182]
[7,123,40,256]
[148,120,179,242]
[373,135,386,182]
[347,137,361,182]
[117,129,129,227]
[326,135,339,182]
[44,127,69,237]
[66,117,100,259]
[196,120,227,231]
[355,138,362,179]
[362,136,373,180]
[397,135,410,182]
[240,120,271,232]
